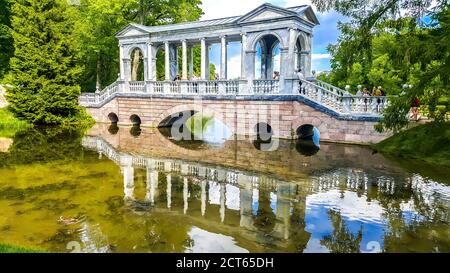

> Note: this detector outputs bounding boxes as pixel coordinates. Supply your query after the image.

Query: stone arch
[250,31,286,51]
[296,124,315,139]
[253,33,282,80]
[152,103,235,135]
[129,47,145,81]
[130,114,142,126]
[108,112,119,123]
[126,44,147,59]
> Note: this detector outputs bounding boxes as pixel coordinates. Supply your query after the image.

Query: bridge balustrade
[79,79,390,117]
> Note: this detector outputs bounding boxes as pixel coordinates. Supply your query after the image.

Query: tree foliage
[6,0,86,124]
[0,0,13,80]
[313,0,450,131]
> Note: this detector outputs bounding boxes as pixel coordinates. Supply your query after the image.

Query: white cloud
[227,54,241,79]
[312,53,331,60]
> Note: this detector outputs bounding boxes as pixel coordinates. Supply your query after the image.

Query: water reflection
[0,125,449,253]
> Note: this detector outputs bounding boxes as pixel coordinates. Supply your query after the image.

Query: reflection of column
[123,165,134,200]
[183,177,189,214]
[275,185,291,240]
[167,174,172,209]
[201,181,206,216]
[220,183,226,223]
[220,36,227,80]
[164,41,170,81]
[145,169,158,204]
[240,183,253,228]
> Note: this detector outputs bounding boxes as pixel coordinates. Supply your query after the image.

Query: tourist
[273,71,280,80]
[411,97,421,121]
[296,69,305,94]
[362,88,370,112]
[356,88,363,96]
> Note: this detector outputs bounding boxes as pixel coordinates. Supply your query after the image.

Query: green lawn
[0,108,31,138]
[374,123,450,167]
[0,244,46,253]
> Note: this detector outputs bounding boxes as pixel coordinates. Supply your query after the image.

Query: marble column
[119,45,125,80]
[288,28,299,78]
[240,33,247,80]
[169,44,178,80]
[245,51,256,83]
[200,38,207,80]
[182,40,188,80]
[164,41,170,81]
[220,36,227,80]
[189,46,194,79]
[146,42,153,81]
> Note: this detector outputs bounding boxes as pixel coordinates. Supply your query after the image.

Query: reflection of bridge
[78,3,390,144]
[82,131,450,252]
[83,136,300,244]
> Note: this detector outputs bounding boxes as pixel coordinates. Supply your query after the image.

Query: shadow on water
[295,140,320,157]
[130,125,142,137]
[108,123,119,135]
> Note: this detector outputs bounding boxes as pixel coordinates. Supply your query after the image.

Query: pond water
[0,123,449,253]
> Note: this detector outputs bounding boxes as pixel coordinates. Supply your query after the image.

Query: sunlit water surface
[0,123,449,253]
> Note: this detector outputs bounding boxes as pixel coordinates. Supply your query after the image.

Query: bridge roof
[117,3,319,38]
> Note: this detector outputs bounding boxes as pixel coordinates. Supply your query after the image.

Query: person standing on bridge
[296,69,305,94]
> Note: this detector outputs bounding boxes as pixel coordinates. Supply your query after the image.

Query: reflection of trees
[320,209,363,253]
[289,199,311,252]
[0,126,86,166]
[383,220,450,253]
[253,187,276,234]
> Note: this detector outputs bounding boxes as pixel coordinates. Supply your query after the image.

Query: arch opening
[108,113,119,124]
[296,124,320,156]
[130,115,142,126]
[130,48,144,81]
[254,34,281,80]
[158,111,232,149]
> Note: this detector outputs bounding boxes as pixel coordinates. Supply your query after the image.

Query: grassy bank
[0,108,31,138]
[374,123,450,167]
[0,243,46,253]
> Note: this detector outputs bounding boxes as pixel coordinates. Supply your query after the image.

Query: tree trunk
[131,50,140,81]
[96,57,101,91]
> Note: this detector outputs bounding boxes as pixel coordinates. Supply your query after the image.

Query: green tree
[313,0,450,131]
[0,0,13,80]
[6,0,85,124]
[73,0,135,91]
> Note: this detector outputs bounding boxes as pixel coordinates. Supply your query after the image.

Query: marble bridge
[79,3,390,144]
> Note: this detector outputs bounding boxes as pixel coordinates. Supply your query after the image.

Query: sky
[200,0,347,78]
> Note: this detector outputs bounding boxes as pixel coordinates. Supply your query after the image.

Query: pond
[0,123,449,253]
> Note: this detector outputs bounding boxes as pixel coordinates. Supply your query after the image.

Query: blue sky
[200,0,347,76]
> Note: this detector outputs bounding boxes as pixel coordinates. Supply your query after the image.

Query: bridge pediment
[116,24,149,38]
[237,4,298,24]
